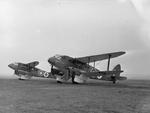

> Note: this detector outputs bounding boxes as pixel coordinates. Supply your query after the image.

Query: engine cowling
[51,68,63,75]
[15,70,32,80]
[17,70,28,75]
[56,75,65,83]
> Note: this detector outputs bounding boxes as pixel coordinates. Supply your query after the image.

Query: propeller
[71,71,76,83]
[67,68,76,84]
[51,64,54,75]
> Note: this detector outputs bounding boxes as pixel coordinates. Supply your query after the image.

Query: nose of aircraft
[8,63,14,69]
[8,63,18,69]
[48,57,55,65]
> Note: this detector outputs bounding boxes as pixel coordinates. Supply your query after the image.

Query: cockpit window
[61,56,67,59]
[13,62,18,66]
[54,55,62,60]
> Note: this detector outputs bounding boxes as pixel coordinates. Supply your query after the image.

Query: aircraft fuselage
[48,55,98,74]
[8,63,50,79]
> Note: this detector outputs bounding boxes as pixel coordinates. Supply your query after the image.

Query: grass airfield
[0,78,150,113]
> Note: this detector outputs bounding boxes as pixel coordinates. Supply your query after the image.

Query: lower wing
[85,71,127,81]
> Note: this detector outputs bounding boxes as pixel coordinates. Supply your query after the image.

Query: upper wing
[76,51,125,63]
[26,61,39,67]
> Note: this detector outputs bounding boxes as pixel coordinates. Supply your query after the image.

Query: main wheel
[57,81,62,84]
[113,80,116,84]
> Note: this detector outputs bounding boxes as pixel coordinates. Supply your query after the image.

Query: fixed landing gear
[72,81,79,84]
[71,73,75,83]
[71,74,79,84]
[57,81,62,84]
[111,76,116,84]
[18,78,25,80]
[113,80,116,84]
[71,71,79,84]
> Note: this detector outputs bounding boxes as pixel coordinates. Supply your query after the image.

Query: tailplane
[111,64,126,83]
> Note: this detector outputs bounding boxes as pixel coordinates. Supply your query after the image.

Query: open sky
[0,0,150,79]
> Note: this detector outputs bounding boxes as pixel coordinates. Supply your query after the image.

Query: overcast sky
[0,0,150,79]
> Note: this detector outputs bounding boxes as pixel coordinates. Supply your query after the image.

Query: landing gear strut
[111,76,116,84]
[70,71,78,84]
[57,81,62,84]
[71,71,75,83]
[113,80,116,84]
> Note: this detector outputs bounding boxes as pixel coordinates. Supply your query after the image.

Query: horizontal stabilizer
[117,76,127,80]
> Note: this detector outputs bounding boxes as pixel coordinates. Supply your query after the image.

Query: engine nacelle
[15,70,32,80]
[20,75,32,80]
[17,70,28,75]
[74,74,88,83]
[56,75,66,82]
[51,68,63,75]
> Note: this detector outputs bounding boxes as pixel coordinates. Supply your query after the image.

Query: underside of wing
[76,51,125,63]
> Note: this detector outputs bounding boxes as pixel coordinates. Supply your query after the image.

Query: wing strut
[107,54,111,71]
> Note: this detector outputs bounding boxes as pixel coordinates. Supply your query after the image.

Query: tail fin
[112,64,127,81]
[112,64,121,77]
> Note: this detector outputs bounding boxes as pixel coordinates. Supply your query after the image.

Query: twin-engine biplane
[8,61,53,80]
[8,51,127,84]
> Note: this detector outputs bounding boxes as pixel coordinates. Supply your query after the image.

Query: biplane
[8,51,127,84]
[48,51,127,84]
[8,61,51,80]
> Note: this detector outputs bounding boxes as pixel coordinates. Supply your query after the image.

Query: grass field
[0,78,150,113]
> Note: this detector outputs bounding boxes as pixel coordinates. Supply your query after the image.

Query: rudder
[112,64,121,77]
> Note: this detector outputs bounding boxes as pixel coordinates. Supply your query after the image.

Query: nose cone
[8,63,18,70]
[48,57,52,64]
[8,63,13,69]
[48,57,55,65]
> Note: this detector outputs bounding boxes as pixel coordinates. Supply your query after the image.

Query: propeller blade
[51,65,54,75]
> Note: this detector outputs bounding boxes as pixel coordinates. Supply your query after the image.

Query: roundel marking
[44,72,49,78]
[97,76,102,79]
